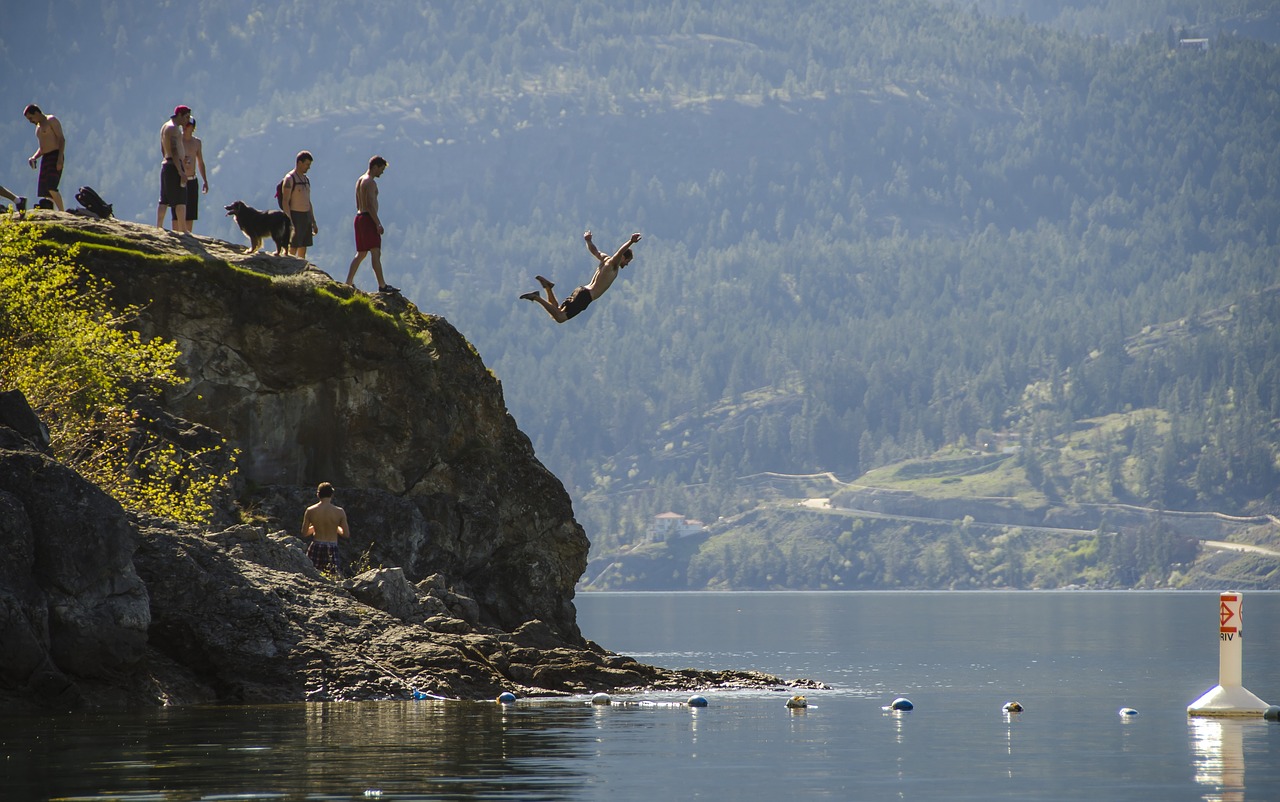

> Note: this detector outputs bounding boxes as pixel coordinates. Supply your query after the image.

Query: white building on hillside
[650,512,708,542]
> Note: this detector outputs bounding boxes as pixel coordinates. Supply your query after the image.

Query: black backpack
[275,177,289,209]
[76,186,113,219]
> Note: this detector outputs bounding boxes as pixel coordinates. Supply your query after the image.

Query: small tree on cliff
[0,222,236,523]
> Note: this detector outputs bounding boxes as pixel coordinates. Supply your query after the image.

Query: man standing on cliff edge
[301,482,350,577]
[25,104,65,211]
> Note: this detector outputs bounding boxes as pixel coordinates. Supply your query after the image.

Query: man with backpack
[279,151,317,258]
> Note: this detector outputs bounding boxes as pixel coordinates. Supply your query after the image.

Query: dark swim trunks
[290,209,315,247]
[560,286,594,320]
[37,150,62,197]
[159,160,184,207]
[184,179,200,220]
[307,541,343,576]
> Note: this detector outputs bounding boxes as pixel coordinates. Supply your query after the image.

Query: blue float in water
[1119,707,1139,717]
[1263,705,1280,721]
[688,695,709,707]
[496,691,517,704]
[890,697,913,711]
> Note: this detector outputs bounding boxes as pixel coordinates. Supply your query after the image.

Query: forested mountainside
[956,0,1280,42]
[4,1,1279,567]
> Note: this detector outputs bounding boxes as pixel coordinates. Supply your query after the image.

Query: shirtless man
[346,155,398,293]
[24,105,65,211]
[521,231,642,323]
[170,117,207,233]
[281,150,317,258]
[156,105,190,229]
[300,482,350,576]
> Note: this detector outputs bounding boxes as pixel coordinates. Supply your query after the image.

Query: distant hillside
[5,1,1280,579]
[582,449,1280,592]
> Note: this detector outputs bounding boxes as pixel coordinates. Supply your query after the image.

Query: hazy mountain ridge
[5,1,1279,583]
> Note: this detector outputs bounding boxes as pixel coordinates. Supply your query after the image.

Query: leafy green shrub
[0,222,236,523]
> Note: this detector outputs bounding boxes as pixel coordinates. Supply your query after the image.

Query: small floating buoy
[687,695,708,707]
[591,692,612,706]
[1002,701,1023,713]
[1119,707,1139,717]
[889,697,913,711]
[1263,705,1280,722]
[785,695,807,709]
[496,691,516,704]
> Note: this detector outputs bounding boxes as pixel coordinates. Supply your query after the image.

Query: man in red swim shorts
[521,231,642,323]
[346,155,397,294]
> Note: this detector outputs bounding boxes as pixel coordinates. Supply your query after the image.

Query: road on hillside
[794,499,1280,559]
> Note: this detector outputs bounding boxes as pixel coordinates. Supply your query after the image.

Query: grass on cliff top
[35,222,264,280]
[36,222,157,254]
[313,284,434,347]
[29,220,432,347]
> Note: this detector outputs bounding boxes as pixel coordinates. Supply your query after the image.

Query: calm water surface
[2,591,1277,801]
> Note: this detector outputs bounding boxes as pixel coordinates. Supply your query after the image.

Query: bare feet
[519,291,540,301]
[535,275,555,291]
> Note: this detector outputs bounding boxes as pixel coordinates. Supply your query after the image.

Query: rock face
[0,419,150,707]
[55,216,586,640]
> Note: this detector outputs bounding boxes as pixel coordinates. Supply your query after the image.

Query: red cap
[174,104,192,117]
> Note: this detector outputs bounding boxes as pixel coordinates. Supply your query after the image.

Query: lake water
[2,591,1278,800]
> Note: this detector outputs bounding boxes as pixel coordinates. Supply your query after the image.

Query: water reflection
[1001,710,1018,780]
[1,700,605,800]
[1189,717,1249,802]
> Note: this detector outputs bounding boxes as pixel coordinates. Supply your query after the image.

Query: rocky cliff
[0,214,820,708]
[45,214,585,639]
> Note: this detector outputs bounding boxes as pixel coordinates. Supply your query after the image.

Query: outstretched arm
[610,233,642,262]
[583,230,606,263]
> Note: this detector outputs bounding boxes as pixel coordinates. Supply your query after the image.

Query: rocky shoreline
[0,215,825,708]
[0,406,822,709]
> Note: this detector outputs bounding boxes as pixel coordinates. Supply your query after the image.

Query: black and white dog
[224,200,293,255]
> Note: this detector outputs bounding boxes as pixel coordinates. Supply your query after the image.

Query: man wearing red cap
[156,105,191,230]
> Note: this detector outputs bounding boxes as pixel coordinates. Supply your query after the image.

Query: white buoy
[591,692,612,706]
[1188,591,1270,717]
